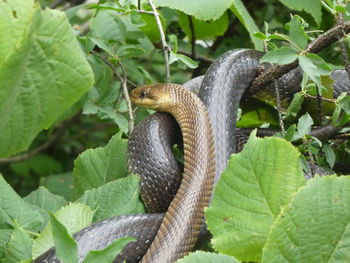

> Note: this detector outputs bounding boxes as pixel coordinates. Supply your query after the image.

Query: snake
[35,49,350,263]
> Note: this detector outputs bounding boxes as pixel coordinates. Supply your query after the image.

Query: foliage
[0,0,350,262]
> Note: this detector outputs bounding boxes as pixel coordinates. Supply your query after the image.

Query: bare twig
[188,15,196,59]
[274,80,285,136]
[303,93,337,103]
[336,13,350,81]
[118,62,135,131]
[137,10,155,15]
[153,42,214,63]
[316,87,324,122]
[306,141,316,177]
[92,51,135,132]
[147,0,171,83]
[251,21,350,90]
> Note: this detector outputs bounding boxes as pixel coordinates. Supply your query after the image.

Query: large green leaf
[178,251,241,263]
[0,0,94,157]
[73,131,128,199]
[76,176,144,222]
[0,175,43,231]
[231,0,264,50]
[153,0,233,20]
[24,187,67,213]
[206,132,306,262]
[262,175,350,263]
[0,230,13,260]
[178,11,229,40]
[278,0,322,25]
[32,203,94,259]
[2,224,33,263]
[40,172,74,201]
[49,212,78,263]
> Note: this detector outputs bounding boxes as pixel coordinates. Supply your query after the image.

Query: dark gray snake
[35,49,350,263]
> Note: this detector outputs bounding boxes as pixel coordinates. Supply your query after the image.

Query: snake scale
[35,49,350,263]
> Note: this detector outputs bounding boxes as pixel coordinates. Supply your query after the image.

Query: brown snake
[129,83,216,262]
[34,49,349,263]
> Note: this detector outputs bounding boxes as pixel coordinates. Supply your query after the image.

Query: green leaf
[178,11,229,41]
[279,0,322,25]
[297,113,314,137]
[285,92,304,120]
[322,143,335,168]
[0,0,94,158]
[306,53,333,76]
[153,0,233,20]
[88,37,115,57]
[289,15,308,49]
[178,251,241,263]
[40,172,74,202]
[0,175,43,231]
[231,0,264,50]
[49,212,78,263]
[253,32,267,41]
[262,176,350,262]
[339,96,350,115]
[0,230,12,259]
[76,176,144,222]
[83,237,135,263]
[206,132,306,261]
[174,53,199,69]
[332,103,342,126]
[284,124,297,142]
[260,47,298,65]
[3,224,33,263]
[32,203,94,259]
[298,54,322,88]
[24,187,67,212]
[73,131,128,199]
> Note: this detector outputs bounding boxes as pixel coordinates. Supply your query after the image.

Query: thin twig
[188,15,196,59]
[92,51,135,132]
[153,42,214,63]
[303,93,337,103]
[316,86,324,122]
[118,62,135,131]
[306,141,316,177]
[274,80,285,136]
[147,0,171,83]
[138,0,141,10]
[137,10,155,15]
[273,32,302,51]
[336,13,350,81]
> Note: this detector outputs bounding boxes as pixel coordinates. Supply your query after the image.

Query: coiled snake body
[35,49,349,263]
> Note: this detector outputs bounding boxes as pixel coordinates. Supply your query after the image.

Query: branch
[92,52,135,132]
[251,21,350,90]
[118,62,135,132]
[188,15,196,59]
[336,13,350,81]
[147,0,171,83]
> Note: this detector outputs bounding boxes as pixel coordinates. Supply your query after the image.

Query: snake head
[130,84,178,111]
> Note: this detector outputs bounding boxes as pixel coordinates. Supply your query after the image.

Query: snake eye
[140,90,147,99]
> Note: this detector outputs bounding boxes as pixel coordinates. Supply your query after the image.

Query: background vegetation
[0,0,349,262]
